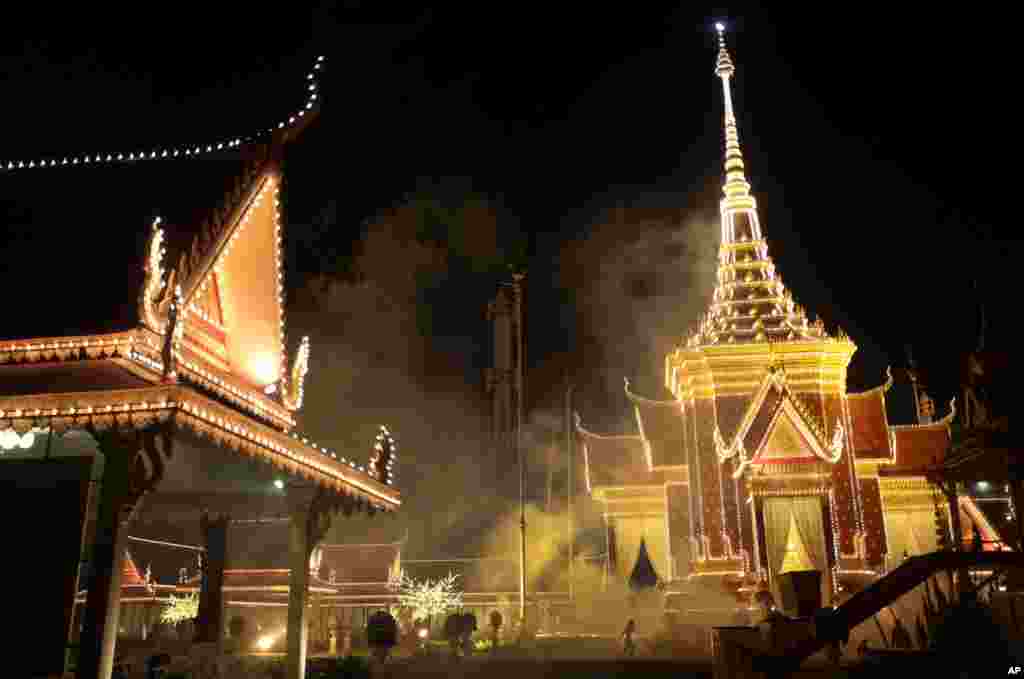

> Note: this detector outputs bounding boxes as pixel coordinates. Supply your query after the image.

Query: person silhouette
[622,619,636,657]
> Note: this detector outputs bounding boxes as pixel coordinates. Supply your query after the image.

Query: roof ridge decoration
[847,366,895,398]
[889,397,957,431]
[281,336,310,411]
[732,398,842,478]
[718,370,844,477]
[714,366,787,462]
[1,56,325,173]
[139,218,177,335]
[623,377,679,407]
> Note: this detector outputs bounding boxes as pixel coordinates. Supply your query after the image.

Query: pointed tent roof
[122,550,146,586]
[628,538,659,591]
[685,24,852,349]
[778,515,815,574]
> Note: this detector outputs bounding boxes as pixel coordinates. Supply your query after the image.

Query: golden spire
[714,22,755,216]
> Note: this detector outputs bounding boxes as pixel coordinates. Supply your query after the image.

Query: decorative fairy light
[828,488,840,594]
[1,56,325,172]
[370,425,397,486]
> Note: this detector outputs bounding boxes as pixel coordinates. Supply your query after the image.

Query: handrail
[756,550,1024,673]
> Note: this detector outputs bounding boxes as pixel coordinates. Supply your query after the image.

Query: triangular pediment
[754,406,820,464]
[726,390,844,479]
[187,169,286,390]
[181,271,230,372]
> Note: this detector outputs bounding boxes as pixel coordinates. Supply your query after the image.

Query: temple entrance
[762,496,830,608]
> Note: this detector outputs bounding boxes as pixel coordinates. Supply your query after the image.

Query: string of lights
[1,56,325,172]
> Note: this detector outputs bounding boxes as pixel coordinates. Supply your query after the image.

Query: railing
[754,550,1024,674]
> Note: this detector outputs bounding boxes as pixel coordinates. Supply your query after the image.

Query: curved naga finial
[139,217,172,333]
[826,422,845,463]
[161,285,185,381]
[282,336,311,411]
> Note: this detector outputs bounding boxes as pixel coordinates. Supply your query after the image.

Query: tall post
[285,484,332,679]
[566,379,575,603]
[77,435,141,679]
[194,512,229,647]
[513,271,527,634]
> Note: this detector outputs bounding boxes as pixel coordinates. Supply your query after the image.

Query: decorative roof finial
[714,21,753,210]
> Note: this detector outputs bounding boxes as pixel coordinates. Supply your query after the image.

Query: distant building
[574,26,1009,619]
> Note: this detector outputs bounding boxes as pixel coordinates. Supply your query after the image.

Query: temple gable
[202,170,286,390]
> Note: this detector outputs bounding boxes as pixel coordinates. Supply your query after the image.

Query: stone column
[285,484,333,679]
[76,435,139,679]
[194,512,229,646]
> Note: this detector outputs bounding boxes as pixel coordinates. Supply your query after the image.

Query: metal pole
[566,379,575,603]
[513,272,527,633]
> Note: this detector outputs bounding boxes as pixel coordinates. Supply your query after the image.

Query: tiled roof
[892,424,950,468]
[319,543,400,584]
[848,388,892,460]
[626,386,687,468]
[577,427,664,489]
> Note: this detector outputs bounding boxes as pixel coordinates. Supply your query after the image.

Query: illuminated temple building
[575,26,1009,613]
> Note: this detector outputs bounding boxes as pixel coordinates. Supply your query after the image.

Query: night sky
[1,7,1011,553]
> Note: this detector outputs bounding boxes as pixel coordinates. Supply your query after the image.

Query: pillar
[76,437,138,679]
[285,484,333,679]
[194,512,229,646]
[944,484,966,597]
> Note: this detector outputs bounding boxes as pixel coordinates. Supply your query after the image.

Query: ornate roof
[624,379,687,469]
[889,400,955,468]
[848,387,893,461]
[575,415,665,491]
[682,26,855,350]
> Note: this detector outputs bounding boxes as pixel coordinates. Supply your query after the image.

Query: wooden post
[285,485,332,679]
[76,438,137,679]
[194,512,229,646]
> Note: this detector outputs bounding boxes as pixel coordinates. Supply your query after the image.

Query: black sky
[2,6,1010,421]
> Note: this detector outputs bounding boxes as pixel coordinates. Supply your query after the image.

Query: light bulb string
[1,55,326,172]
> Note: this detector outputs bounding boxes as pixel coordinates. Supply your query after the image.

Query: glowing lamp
[256,635,274,651]
[417,628,428,639]
[978,481,991,491]
[273,480,284,490]
[715,22,725,32]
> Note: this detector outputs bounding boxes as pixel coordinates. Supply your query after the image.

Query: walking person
[622,618,637,657]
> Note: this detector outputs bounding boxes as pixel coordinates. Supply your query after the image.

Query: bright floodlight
[715,22,725,32]
[274,479,284,490]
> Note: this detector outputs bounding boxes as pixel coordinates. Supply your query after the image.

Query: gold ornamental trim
[0,386,398,508]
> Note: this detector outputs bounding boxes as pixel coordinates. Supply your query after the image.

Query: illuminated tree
[391,569,462,623]
[160,592,199,625]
